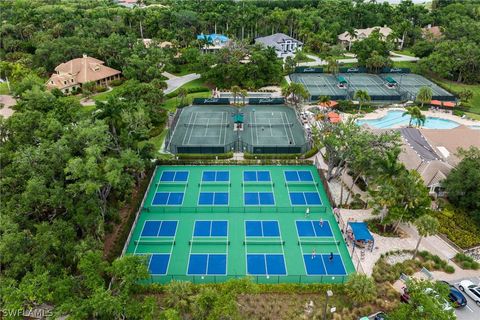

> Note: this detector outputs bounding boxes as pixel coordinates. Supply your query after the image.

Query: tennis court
[290,72,454,102]
[167,104,309,154]
[290,73,346,99]
[384,73,455,101]
[167,105,237,154]
[240,105,308,154]
[124,165,355,284]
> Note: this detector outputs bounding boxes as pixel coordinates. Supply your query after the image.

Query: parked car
[459,280,480,306]
[358,311,387,320]
[438,281,467,308]
[400,286,453,312]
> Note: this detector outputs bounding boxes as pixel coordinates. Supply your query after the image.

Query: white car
[459,280,480,306]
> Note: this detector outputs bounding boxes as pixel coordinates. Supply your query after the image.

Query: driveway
[163,72,201,94]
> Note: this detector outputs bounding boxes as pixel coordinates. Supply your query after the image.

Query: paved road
[400,128,439,161]
[298,52,420,67]
[163,72,201,94]
[451,277,480,320]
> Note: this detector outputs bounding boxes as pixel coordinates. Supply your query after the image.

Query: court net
[189,239,230,245]
[134,239,176,245]
[248,123,293,128]
[285,182,318,187]
[298,240,340,245]
[198,182,231,187]
[242,182,274,187]
[243,239,285,245]
[184,123,230,128]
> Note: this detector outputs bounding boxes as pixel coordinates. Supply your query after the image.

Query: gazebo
[347,222,374,251]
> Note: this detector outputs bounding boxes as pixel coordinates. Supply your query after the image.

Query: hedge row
[244,146,319,160]
[453,253,480,270]
[165,86,210,99]
[156,159,314,166]
[176,152,233,160]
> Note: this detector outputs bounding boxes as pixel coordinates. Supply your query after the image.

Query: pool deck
[354,107,479,128]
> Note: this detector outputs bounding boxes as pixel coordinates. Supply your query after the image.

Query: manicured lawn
[0,82,10,94]
[169,64,197,76]
[162,91,211,111]
[431,78,480,114]
[92,84,125,102]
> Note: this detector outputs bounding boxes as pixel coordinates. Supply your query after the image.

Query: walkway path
[0,95,16,118]
[162,72,201,94]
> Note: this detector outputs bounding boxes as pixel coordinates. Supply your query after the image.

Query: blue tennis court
[303,254,346,275]
[245,220,280,237]
[149,254,170,275]
[284,170,313,182]
[188,254,227,275]
[198,192,229,205]
[243,170,271,182]
[152,192,184,205]
[202,170,230,182]
[244,192,275,205]
[289,192,322,205]
[194,220,228,237]
[160,170,189,182]
[296,221,332,237]
[141,221,178,237]
[247,254,287,275]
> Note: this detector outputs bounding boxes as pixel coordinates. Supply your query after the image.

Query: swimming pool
[356,110,460,129]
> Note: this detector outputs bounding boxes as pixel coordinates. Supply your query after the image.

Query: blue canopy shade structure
[348,222,374,251]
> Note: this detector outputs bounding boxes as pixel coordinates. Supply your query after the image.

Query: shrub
[94,85,107,92]
[453,253,480,270]
[110,79,124,87]
[176,152,233,160]
[453,110,465,117]
[244,153,301,160]
[303,146,319,158]
[434,208,480,249]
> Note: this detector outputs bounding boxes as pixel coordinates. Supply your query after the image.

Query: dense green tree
[416,86,433,108]
[354,90,370,113]
[389,280,455,320]
[413,215,440,258]
[403,106,426,127]
[351,30,393,66]
[442,147,480,224]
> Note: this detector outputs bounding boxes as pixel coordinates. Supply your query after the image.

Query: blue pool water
[357,110,460,129]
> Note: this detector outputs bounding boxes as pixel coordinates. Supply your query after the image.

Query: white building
[255,33,303,58]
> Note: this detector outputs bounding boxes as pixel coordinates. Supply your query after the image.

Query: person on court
[305,207,310,218]
[312,248,316,259]
[329,252,334,262]
[319,217,323,227]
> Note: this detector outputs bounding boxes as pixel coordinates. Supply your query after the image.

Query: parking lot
[452,276,480,320]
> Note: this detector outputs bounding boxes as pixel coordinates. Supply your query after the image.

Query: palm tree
[177,87,188,107]
[239,89,248,105]
[231,85,241,105]
[282,82,309,111]
[346,28,357,51]
[354,90,370,113]
[403,106,426,127]
[326,56,339,75]
[412,215,439,258]
[416,86,433,108]
[317,95,331,108]
[345,273,377,305]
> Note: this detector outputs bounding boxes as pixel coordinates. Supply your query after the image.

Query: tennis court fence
[168,139,312,154]
[145,274,348,284]
[144,206,327,214]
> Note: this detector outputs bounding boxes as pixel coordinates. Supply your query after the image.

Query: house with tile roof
[46,54,121,94]
[254,33,303,58]
[197,33,230,51]
[338,26,403,50]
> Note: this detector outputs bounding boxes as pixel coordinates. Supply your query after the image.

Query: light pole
[323,290,333,320]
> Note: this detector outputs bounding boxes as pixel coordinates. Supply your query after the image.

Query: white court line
[182,111,195,145]
[203,118,210,137]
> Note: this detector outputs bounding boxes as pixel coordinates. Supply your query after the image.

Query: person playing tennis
[312,248,316,259]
